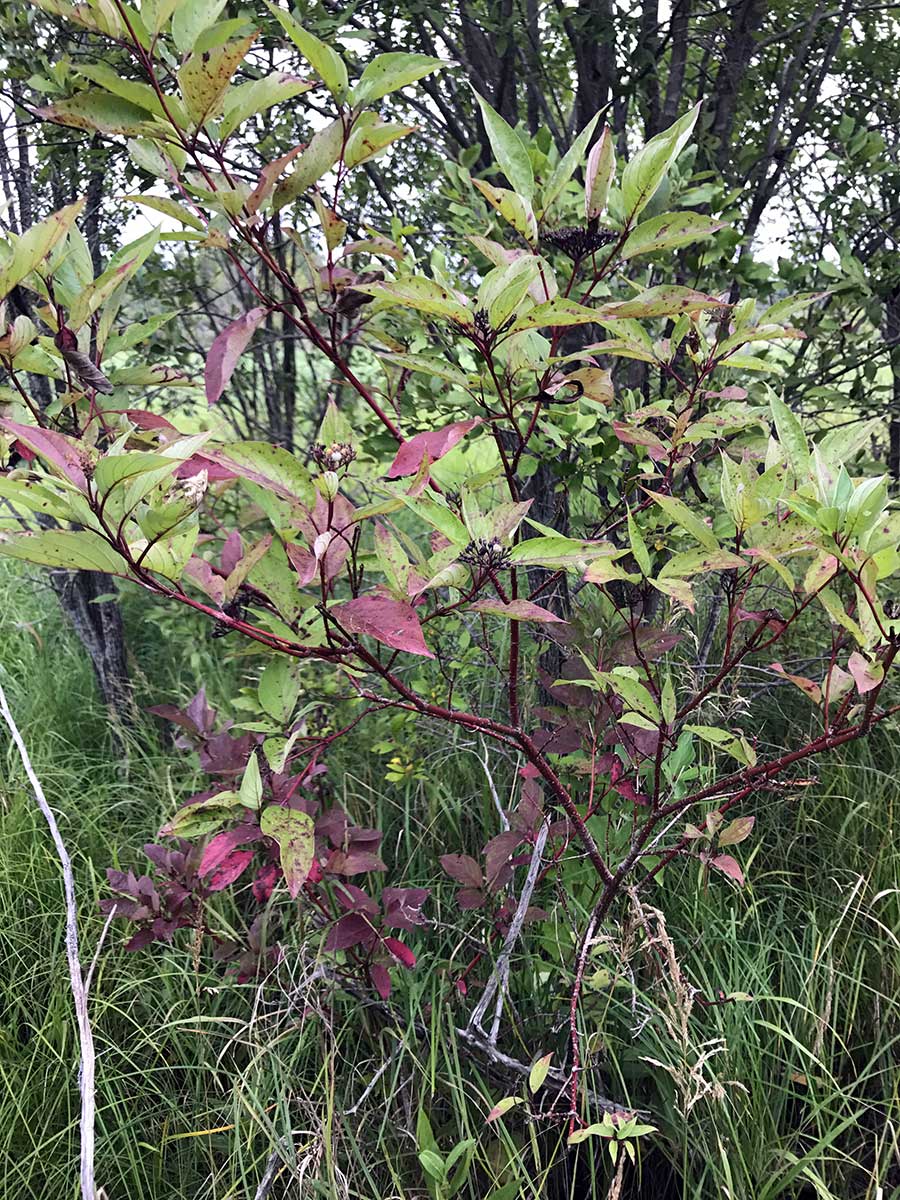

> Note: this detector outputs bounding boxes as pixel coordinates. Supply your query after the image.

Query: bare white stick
[468,817,549,1041]
[0,682,98,1200]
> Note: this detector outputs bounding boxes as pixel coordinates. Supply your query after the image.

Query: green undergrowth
[0,563,898,1199]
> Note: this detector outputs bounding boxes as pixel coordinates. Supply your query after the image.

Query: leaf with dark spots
[260,806,315,898]
[387,419,482,478]
[332,595,434,657]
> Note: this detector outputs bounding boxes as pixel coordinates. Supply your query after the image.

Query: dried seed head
[541,225,617,260]
[459,537,512,571]
[312,441,356,471]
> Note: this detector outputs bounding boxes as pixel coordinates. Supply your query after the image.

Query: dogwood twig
[0,682,99,1200]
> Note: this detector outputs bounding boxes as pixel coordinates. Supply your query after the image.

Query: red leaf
[387,419,481,478]
[370,962,392,1000]
[0,418,87,489]
[708,853,745,886]
[848,651,883,695]
[383,936,416,969]
[456,887,486,909]
[200,827,261,877]
[207,849,254,891]
[332,595,434,657]
[205,307,268,405]
[440,853,483,888]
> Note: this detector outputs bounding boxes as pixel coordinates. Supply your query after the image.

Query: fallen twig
[0,681,100,1200]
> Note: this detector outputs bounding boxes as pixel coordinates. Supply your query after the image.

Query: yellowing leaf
[179,36,255,127]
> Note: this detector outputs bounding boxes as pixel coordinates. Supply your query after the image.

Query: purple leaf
[440,854,483,888]
[332,595,434,657]
[456,888,486,910]
[382,887,429,930]
[205,307,268,405]
[260,805,315,899]
[387,419,481,478]
[324,912,376,952]
[370,962,392,999]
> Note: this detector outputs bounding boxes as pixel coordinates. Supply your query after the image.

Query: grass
[1,560,899,1199]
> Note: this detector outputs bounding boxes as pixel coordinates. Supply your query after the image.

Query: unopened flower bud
[317,470,340,500]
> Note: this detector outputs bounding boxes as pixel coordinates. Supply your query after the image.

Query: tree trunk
[884,285,900,489]
[48,570,135,718]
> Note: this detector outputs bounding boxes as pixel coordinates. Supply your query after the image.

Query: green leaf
[171,0,228,53]
[239,754,263,809]
[274,118,345,209]
[69,227,161,330]
[770,393,810,481]
[471,179,537,242]
[627,506,651,574]
[417,1149,446,1182]
[378,353,471,387]
[353,53,445,104]
[217,442,316,506]
[345,121,416,169]
[219,72,313,139]
[121,194,205,231]
[0,530,126,574]
[658,549,745,579]
[179,36,255,127]
[597,286,725,320]
[473,93,534,200]
[260,805,315,897]
[585,125,615,220]
[486,1096,524,1124]
[511,536,620,567]
[35,92,160,136]
[621,102,700,220]
[0,200,85,298]
[528,1053,553,1093]
[541,112,601,217]
[508,297,599,334]
[264,1,348,99]
[353,276,471,324]
[620,211,724,260]
[644,489,720,551]
[258,658,301,724]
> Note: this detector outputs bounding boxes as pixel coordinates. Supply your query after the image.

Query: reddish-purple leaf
[382,886,429,930]
[484,831,523,888]
[207,849,255,891]
[324,912,376,952]
[199,826,261,877]
[387,419,481,478]
[205,307,268,405]
[440,853,483,888]
[0,418,88,489]
[456,887,486,909]
[326,849,388,875]
[332,595,434,657]
[708,853,745,886]
[370,962,392,1000]
[383,936,416,969]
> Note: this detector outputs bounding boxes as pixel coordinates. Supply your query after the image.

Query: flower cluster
[459,537,512,571]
